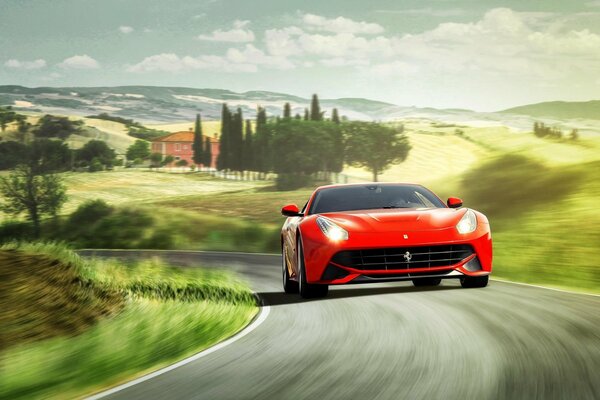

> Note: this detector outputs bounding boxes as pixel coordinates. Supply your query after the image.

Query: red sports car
[281,183,492,298]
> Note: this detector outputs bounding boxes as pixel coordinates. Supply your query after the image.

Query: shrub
[88,158,104,172]
[276,173,313,191]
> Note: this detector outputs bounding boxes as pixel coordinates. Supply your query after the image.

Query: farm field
[59,170,266,215]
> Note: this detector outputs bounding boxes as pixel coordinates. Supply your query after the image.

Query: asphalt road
[80,250,600,400]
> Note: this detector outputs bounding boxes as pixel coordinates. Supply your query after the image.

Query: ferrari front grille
[331,244,474,271]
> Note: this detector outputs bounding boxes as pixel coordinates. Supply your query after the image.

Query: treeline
[533,122,578,140]
[0,109,118,172]
[212,94,410,189]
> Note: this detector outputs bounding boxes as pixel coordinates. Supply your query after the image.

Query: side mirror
[447,197,463,208]
[281,204,303,217]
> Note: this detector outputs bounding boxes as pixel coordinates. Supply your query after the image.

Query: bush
[276,173,313,191]
[88,158,104,172]
[0,220,33,243]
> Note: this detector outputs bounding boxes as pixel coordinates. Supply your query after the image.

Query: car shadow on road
[258,284,462,306]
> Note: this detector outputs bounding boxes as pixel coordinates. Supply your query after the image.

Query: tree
[310,94,322,121]
[150,152,163,168]
[216,104,231,170]
[283,102,292,119]
[242,119,254,171]
[203,137,212,168]
[192,113,204,166]
[0,165,67,237]
[0,106,17,132]
[34,115,83,140]
[254,106,270,174]
[332,108,340,124]
[29,139,72,173]
[570,128,579,141]
[77,140,116,169]
[0,141,29,170]
[126,140,150,161]
[15,114,31,143]
[304,108,309,121]
[230,108,244,172]
[344,122,411,182]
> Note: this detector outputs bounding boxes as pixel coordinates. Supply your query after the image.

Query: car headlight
[316,216,349,241]
[456,209,477,234]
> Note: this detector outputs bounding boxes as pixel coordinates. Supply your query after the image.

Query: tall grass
[0,243,258,399]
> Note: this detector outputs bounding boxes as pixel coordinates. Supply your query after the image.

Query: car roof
[314,182,423,191]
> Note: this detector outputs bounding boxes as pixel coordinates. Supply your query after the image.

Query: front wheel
[282,245,298,294]
[460,275,489,288]
[298,239,328,299]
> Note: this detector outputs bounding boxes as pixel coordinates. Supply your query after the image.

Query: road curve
[80,250,600,400]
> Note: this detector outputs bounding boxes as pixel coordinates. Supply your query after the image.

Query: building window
[183,144,188,150]
[175,143,181,151]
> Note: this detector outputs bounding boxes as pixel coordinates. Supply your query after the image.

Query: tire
[412,278,442,287]
[298,238,328,299]
[460,275,489,288]
[282,244,299,294]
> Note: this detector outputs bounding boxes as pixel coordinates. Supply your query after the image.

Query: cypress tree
[310,94,321,121]
[243,119,254,171]
[332,108,340,124]
[304,108,309,121]
[204,136,212,168]
[255,107,269,174]
[216,104,230,170]
[192,113,204,166]
[283,102,291,119]
[231,108,244,171]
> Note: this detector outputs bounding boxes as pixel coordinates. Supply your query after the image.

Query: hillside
[0,85,406,123]
[501,100,600,120]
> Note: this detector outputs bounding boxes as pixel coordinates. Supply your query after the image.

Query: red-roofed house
[151,128,219,168]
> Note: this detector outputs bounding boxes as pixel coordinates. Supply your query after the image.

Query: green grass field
[48,170,265,216]
[0,243,257,399]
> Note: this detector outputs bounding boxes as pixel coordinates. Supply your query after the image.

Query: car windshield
[309,184,445,214]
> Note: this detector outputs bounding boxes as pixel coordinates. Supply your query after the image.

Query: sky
[1,0,600,111]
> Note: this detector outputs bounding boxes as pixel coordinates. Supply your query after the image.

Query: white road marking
[491,278,600,297]
[86,300,271,399]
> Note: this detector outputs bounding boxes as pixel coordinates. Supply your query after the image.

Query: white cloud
[4,58,47,69]
[369,61,418,77]
[302,13,384,34]
[119,26,134,34]
[264,27,304,56]
[198,20,255,42]
[58,55,100,69]
[226,44,294,70]
[374,8,465,17]
[127,46,293,74]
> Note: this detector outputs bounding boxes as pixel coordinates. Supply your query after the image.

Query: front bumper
[300,223,492,284]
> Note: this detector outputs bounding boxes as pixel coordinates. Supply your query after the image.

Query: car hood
[319,208,466,232]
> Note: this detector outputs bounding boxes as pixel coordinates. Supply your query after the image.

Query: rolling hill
[501,100,600,120]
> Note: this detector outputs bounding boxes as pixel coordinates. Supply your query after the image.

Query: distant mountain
[501,100,600,120]
[2,86,599,134]
[0,85,413,122]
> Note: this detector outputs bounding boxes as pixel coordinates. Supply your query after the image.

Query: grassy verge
[0,243,258,400]
[461,156,600,293]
